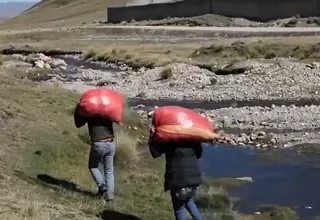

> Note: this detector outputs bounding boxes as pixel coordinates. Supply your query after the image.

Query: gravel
[58,57,320,103]
[206,105,320,132]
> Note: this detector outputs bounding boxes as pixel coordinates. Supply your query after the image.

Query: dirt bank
[112,14,320,28]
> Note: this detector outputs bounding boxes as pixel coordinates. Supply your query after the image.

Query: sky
[0,0,40,2]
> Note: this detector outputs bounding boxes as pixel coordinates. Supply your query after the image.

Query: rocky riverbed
[5,53,320,150]
[56,57,320,103]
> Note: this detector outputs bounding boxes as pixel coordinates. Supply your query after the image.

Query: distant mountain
[0,2,37,19]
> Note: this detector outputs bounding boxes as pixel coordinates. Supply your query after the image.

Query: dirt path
[88,25,320,38]
[2,25,320,39]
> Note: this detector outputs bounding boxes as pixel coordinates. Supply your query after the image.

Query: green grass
[206,177,252,188]
[80,40,320,70]
[191,41,320,60]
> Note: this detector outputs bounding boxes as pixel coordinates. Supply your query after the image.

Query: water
[56,55,120,75]
[201,144,320,219]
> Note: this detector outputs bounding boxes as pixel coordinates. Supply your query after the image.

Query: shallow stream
[202,144,320,219]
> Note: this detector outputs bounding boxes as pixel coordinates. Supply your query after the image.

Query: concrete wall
[126,0,176,6]
[210,0,320,21]
[107,0,320,23]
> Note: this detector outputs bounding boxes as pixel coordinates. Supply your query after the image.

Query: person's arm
[148,130,166,158]
[74,104,87,128]
[149,144,165,159]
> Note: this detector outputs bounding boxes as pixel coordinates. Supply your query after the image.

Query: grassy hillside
[0,57,299,220]
[1,0,126,29]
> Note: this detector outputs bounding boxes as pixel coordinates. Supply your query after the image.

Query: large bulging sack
[151,106,218,143]
[79,88,124,123]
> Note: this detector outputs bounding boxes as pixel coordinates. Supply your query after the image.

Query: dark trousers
[170,187,202,220]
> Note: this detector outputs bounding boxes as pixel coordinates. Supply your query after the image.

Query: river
[202,144,320,219]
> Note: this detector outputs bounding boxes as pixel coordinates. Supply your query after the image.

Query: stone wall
[107,0,320,23]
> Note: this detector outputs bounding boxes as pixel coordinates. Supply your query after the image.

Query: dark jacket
[74,104,114,142]
[149,139,203,192]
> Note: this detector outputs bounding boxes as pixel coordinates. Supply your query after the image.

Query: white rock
[49,59,67,68]
[34,60,44,68]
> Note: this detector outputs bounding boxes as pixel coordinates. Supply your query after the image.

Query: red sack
[79,88,124,123]
[151,106,218,143]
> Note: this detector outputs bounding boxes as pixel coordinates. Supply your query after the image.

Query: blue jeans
[170,187,202,220]
[88,141,115,199]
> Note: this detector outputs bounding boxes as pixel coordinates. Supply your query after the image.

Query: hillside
[1,0,126,29]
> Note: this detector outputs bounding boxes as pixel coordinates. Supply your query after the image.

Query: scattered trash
[305,206,312,209]
[254,212,261,215]
[43,63,51,69]
[34,60,44,68]
[18,53,68,71]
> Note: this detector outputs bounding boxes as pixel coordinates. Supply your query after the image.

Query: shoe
[97,184,107,197]
[105,197,114,202]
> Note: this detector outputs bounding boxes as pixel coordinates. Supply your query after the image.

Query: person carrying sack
[73,88,124,201]
[149,138,203,220]
[148,106,220,220]
[74,103,116,201]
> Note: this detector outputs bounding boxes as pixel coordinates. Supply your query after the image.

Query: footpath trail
[2,25,320,39]
[90,25,320,38]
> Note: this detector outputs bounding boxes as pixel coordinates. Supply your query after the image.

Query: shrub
[115,132,141,167]
[82,49,96,60]
[159,66,173,80]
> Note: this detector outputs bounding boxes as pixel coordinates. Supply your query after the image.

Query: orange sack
[151,106,218,143]
[79,88,124,123]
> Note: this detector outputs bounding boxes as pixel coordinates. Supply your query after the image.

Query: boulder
[49,59,67,69]
[215,60,257,75]
[34,60,44,68]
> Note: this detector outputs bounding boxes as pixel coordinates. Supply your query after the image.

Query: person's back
[74,104,116,201]
[164,143,202,192]
[149,141,203,220]
[87,117,114,142]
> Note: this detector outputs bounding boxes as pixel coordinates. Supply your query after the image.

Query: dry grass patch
[192,40,320,61]
[158,65,173,80]
[81,44,200,68]
[0,181,94,220]
[79,38,320,70]
[115,132,141,167]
